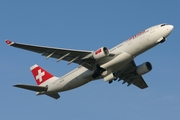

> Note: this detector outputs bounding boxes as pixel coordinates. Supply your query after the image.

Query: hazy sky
[1,1,180,120]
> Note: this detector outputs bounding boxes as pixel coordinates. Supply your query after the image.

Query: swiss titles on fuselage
[127,30,148,41]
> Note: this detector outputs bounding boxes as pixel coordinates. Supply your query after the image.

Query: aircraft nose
[168,25,174,32]
[164,24,174,38]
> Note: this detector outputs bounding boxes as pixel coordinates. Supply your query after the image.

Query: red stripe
[95,49,102,55]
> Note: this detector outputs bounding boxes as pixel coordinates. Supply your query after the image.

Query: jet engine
[136,62,152,75]
[93,47,109,60]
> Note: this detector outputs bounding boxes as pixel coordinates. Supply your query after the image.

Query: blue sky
[1,0,180,120]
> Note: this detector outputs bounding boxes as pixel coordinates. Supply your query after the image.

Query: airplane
[6,23,174,99]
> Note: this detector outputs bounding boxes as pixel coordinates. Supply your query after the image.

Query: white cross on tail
[36,69,45,82]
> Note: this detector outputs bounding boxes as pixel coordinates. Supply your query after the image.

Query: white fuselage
[46,24,174,93]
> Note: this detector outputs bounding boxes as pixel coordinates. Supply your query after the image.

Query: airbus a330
[6,23,174,99]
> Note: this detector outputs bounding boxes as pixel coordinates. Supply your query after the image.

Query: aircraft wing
[115,60,148,89]
[6,40,96,70]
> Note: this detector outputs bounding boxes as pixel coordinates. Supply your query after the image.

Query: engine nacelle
[104,73,116,82]
[93,47,109,60]
[136,62,152,75]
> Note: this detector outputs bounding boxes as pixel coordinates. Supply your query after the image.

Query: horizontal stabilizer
[14,84,47,92]
[46,93,60,99]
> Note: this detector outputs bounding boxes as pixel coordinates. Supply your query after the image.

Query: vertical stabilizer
[30,64,57,86]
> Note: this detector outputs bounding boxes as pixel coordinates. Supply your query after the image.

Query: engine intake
[136,62,152,75]
[93,47,109,60]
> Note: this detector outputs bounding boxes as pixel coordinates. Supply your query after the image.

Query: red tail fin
[30,64,54,85]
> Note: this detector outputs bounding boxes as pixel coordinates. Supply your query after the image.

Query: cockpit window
[161,24,167,27]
